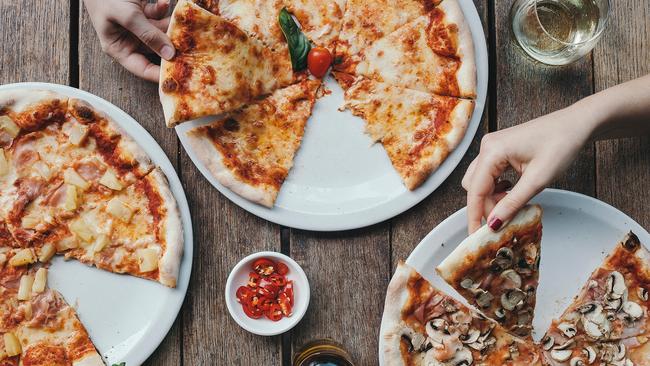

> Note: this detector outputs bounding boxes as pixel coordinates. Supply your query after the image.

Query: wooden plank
[0,0,69,84]
[179,150,283,364]
[290,226,391,365]
[492,0,596,195]
[77,2,182,365]
[593,0,650,228]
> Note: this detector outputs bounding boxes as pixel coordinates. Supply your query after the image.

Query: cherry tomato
[307,47,333,78]
[252,258,276,276]
[266,303,284,321]
[236,286,254,303]
[269,273,287,287]
[278,292,293,316]
[243,303,263,319]
[248,272,262,288]
[276,262,289,276]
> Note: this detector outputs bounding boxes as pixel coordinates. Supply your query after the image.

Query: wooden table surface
[1,0,648,365]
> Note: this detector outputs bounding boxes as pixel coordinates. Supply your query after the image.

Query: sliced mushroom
[623,232,640,251]
[558,322,577,338]
[570,357,586,366]
[459,329,480,344]
[494,247,514,269]
[555,339,575,350]
[606,298,623,311]
[460,278,477,290]
[495,308,506,321]
[622,301,643,319]
[449,347,473,366]
[500,269,522,289]
[577,303,597,315]
[501,289,526,311]
[541,335,555,351]
[607,271,627,299]
[426,319,446,344]
[613,343,626,361]
[476,290,494,308]
[637,287,648,302]
[582,346,597,364]
[517,310,532,326]
[550,349,573,362]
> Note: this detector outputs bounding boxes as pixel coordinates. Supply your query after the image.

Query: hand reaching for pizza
[463,74,650,234]
[83,0,175,82]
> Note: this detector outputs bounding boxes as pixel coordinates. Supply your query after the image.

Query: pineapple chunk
[0,253,6,267]
[106,198,133,222]
[0,115,20,139]
[63,184,79,211]
[99,169,123,190]
[17,274,34,300]
[137,248,159,272]
[56,236,78,251]
[33,160,52,180]
[32,268,47,293]
[21,212,40,230]
[67,122,89,145]
[9,248,36,267]
[38,243,56,263]
[23,302,33,320]
[3,332,21,357]
[92,234,109,253]
[69,218,95,242]
[64,168,90,190]
[0,149,8,176]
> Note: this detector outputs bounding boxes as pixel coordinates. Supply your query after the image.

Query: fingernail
[161,45,175,60]
[488,217,503,231]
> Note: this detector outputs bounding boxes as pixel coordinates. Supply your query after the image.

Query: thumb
[120,11,175,60]
[486,172,543,231]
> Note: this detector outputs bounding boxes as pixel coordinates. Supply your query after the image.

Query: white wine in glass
[511,0,610,65]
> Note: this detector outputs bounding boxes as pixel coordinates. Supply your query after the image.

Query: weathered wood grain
[593,0,650,229]
[77,1,182,364]
[179,149,283,365]
[290,226,391,365]
[0,0,69,84]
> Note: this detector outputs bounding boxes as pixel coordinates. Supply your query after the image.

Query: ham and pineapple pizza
[0,250,103,365]
[351,0,476,98]
[160,0,297,127]
[340,77,473,190]
[185,79,320,207]
[540,232,650,366]
[380,262,543,365]
[436,205,543,339]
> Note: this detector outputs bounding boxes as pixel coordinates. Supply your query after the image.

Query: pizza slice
[436,204,543,339]
[380,262,543,365]
[341,77,473,190]
[186,79,320,207]
[334,0,441,73]
[0,249,103,365]
[160,0,297,127]
[350,0,476,98]
[540,232,650,365]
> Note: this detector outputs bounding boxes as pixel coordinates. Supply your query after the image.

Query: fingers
[150,17,171,33]
[119,10,175,60]
[116,52,161,82]
[486,169,544,231]
[144,0,170,20]
[466,153,508,234]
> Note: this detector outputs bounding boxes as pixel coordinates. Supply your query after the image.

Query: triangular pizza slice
[540,232,650,365]
[350,0,476,98]
[185,79,321,207]
[380,262,543,365]
[341,77,473,190]
[160,0,297,127]
[436,204,543,339]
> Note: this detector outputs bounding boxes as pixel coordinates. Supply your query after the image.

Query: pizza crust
[0,89,68,114]
[72,353,104,366]
[436,204,543,281]
[148,168,184,288]
[185,129,276,207]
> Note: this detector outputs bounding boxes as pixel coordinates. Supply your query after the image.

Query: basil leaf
[278,7,311,71]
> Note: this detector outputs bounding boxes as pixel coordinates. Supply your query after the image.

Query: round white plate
[176,0,488,231]
[0,82,193,366]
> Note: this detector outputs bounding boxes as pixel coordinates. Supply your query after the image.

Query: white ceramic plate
[0,82,193,366]
[378,189,650,363]
[176,0,488,231]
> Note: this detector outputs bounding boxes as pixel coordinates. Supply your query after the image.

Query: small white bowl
[225,251,310,336]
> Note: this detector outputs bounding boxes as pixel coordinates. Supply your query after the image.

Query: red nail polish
[488,217,503,231]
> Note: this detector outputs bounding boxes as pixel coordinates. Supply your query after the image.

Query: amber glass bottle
[293,340,354,366]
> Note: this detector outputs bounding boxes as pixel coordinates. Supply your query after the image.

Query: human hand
[83,0,175,82]
[462,106,595,234]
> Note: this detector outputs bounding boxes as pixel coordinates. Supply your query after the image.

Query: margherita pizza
[185,79,321,207]
[381,262,543,365]
[436,205,543,339]
[541,232,650,366]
